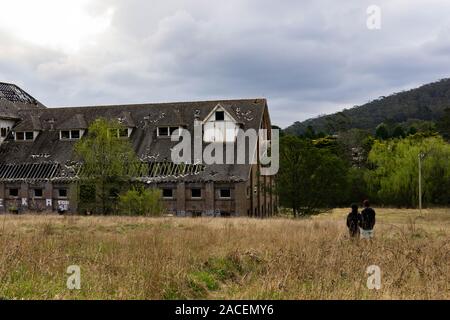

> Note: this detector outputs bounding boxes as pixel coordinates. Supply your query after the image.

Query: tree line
[277,109,450,215]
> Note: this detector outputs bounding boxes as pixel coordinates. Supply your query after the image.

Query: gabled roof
[57,114,88,130]
[202,103,239,124]
[13,114,42,131]
[0,98,269,182]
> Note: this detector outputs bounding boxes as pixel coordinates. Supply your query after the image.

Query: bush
[118,187,164,216]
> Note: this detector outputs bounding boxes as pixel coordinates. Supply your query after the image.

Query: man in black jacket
[346,203,361,238]
[360,200,376,239]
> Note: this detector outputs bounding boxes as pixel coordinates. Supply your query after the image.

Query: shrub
[118,187,164,216]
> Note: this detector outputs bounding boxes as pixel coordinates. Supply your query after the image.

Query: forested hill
[285,78,450,135]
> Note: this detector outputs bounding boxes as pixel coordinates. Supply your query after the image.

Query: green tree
[392,125,406,138]
[304,125,316,139]
[75,118,142,214]
[375,123,389,140]
[437,107,450,141]
[366,135,450,206]
[277,135,349,216]
[407,126,418,136]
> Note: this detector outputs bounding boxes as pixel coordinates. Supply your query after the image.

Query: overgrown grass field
[0,208,448,299]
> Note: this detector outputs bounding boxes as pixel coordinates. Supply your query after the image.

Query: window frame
[190,188,202,199]
[15,131,35,141]
[219,188,231,199]
[162,188,173,199]
[60,130,81,140]
[157,126,181,137]
[33,188,43,198]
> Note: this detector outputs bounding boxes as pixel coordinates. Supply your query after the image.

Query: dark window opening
[9,188,19,197]
[25,132,34,140]
[191,188,202,198]
[58,189,68,198]
[33,189,43,198]
[1,128,7,137]
[16,132,24,140]
[220,188,231,198]
[215,111,225,121]
[119,128,128,137]
[71,130,80,139]
[158,127,169,136]
[162,188,173,198]
[61,131,70,139]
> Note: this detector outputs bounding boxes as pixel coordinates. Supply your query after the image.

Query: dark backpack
[347,212,360,235]
[360,207,376,230]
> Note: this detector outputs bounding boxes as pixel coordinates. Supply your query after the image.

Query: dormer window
[109,128,131,138]
[60,130,82,140]
[157,126,181,137]
[15,131,35,141]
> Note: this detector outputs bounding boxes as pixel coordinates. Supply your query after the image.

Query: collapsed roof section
[0,82,46,120]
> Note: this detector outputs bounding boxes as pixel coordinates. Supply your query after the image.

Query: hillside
[285,78,450,135]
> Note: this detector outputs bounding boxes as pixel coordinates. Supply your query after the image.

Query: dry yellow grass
[0,208,449,300]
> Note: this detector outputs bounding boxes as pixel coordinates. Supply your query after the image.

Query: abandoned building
[0,81,276,217]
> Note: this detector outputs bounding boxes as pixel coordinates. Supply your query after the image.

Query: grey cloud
[1,0,450,127]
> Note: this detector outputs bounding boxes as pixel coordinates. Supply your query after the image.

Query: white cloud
[0,0,114,53]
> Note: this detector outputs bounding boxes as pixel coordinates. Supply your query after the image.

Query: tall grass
[0,208,448,299]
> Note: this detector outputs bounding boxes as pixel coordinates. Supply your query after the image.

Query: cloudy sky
[1,0,450,127]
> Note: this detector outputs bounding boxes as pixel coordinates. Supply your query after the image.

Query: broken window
[157,126,181,137]
[9,188,19,197]
[61,131,70,139]
[25,132,34,140]
[219,188,231,198]
[58,189,68,198]
[33,188,43,198]
[191,188,202,198]
[60,130,81,140]
[162,188,173,198]
[15,131,34,141]
[71,130,80,139]
[157,127,169,136]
